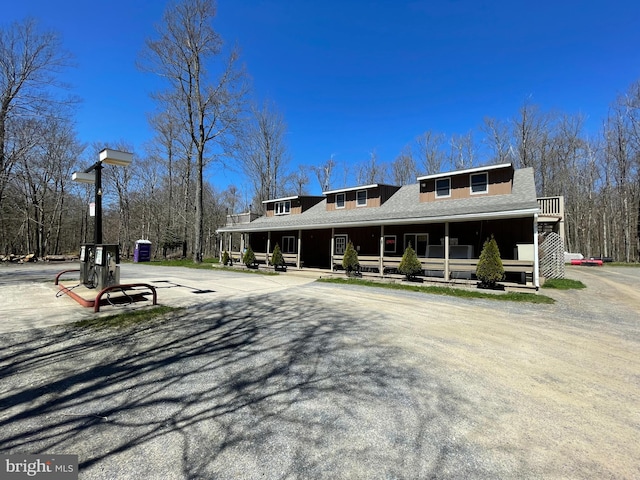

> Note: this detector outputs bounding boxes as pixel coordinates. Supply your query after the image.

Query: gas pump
[94,244,120,291]
[79,243,96,288]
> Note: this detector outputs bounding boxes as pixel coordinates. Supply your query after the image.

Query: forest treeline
[1,5,639,262]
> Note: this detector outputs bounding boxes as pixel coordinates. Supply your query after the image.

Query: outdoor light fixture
[72,172,96,184]
[72,148,133,245]
[99,148,133,167]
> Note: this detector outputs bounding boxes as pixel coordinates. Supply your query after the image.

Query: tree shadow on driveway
[1,292,499,479]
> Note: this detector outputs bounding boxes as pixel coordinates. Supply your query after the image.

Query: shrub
[476,235,505,288]
[222,250,231,266]
[342,241,360,276]
[398,243,422,280]
[271,243,284,266]
[243,245,256,267]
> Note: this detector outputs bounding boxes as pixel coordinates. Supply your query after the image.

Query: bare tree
[391,146,417,185]
[140,0,246,263]
[287,165,310,196]
[147,107,197,257]
[604,105,637,262]
[220,184,242,214]
[449,131,476,170]
[620,80,640,259]
[10,114,82,257]
[414,131,446,175]
[356,150,388,185]
[0,18,75,252]
[312,155,336,192]
[482,117,513,164]
[237,101,289,211]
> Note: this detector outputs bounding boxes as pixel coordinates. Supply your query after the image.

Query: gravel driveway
[0,265,639,479]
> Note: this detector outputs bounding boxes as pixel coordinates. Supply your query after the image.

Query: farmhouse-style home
[218,163,559,289]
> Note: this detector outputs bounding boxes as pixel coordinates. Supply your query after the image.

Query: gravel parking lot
[0,264,639,479]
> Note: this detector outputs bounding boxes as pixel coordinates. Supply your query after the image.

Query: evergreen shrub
[271,243,284,267]
[342,241,360,276]
[243,245,256,267]
[476,235,505,288]
[398,243,422,280]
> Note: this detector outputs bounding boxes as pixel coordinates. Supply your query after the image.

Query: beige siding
[265,205,274,217]
[326,187,386,211]
[264,196,324,216]
[420,166,513,202]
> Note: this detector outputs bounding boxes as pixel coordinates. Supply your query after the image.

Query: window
[435,178,451,198]
[384,235,397,254]
[404,233,428,257]
[356,190,367,207]
[470,172,488,194]
[334,235,348,254]
[282,236,296,254]
[436,178,451,198]
[336,193,345,209]
[275,200,291,215]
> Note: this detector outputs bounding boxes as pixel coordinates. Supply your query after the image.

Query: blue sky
[5,0,640,194]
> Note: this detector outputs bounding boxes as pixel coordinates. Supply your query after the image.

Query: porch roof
[218,168,539,233]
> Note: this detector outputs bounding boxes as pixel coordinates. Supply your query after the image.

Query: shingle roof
[218,168,539,233]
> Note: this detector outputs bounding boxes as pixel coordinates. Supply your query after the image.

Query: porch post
[297,230,302,269]
[558,196,566,244]
[533,214,540,289]
[330,228,335,271]
[444,222,450,281]
[379,225,384,274]
[240,233,245,256]
[219,234,223,262]
[266,232,271,265]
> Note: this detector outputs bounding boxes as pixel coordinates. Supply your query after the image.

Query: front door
[335,235,348,254]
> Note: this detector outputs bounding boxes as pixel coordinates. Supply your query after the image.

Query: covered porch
[219,216,539,289]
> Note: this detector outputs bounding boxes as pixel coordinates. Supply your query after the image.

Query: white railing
[333,255,534,283]
[537,196,564,216]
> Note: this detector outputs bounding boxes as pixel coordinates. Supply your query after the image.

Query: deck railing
[333,255,534,284]
[229,251,536,285]
[229,250,297,266]
[537,196,564,216]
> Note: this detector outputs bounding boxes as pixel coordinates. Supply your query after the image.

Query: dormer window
[336,193,346,209]
[275,200,291,215]
[470,172,488,194]
[356,190,367,207]
[435,178,451,198]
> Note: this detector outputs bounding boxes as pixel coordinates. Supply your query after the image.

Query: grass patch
[145,258,219,268]
[317,277,555,304]
[74,306,180,329]
[215,266,279,276]
[542,278,586,290]
[607,262,640,267]
[145,258,279,275]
